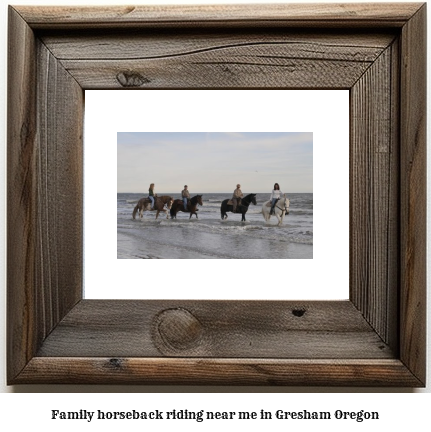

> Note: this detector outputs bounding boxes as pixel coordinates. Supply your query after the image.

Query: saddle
[227,199,241,206]
[266,198,280,208]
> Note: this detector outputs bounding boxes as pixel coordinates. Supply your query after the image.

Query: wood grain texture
[387,38,401,353]
[7,6,83,383]
[7,6,38,381]
[15,3,423,29]
[41,31,395,60]
[7,3,427,386]
[41,31,394,89]
[54,33,393,89]
[15,358,423,386]
[35,40,84,336]
[350,43,399,348]
[399,3,427,385]
[36,300,393,359]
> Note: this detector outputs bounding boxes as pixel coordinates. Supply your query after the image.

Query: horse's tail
[132,203,139,219]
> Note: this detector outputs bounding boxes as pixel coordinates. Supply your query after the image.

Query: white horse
[262,196,290,226]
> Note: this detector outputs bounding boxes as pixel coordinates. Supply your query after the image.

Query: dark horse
[170,195,203,219]
[220,193,257,222]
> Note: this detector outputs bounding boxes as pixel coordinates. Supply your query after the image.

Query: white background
[0,0,430,429]
[85,90,349,300]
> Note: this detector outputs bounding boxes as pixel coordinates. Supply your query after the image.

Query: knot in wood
[108,358,123,369]
[116,71,150,87]
[155,308,203,351]
[292,308,306,317]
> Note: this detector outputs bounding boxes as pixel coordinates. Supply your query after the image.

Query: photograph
[117,132,313,259]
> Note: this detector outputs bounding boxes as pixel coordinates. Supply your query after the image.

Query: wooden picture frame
[7,3,426,386]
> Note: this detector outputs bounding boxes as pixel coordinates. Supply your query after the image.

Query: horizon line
[117,191,313,194]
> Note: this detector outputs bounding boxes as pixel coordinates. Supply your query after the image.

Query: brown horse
[132,195,174,220]
[170,195,203,219]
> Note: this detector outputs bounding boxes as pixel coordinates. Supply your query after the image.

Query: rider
[232,184,243,213]
[181,185,190,211]
[270,183,284,215]
[148,183,156,210]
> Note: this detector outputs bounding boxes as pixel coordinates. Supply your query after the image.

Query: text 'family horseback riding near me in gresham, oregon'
[117,132,313,259]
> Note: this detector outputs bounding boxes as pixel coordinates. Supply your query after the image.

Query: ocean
[117,192,313,259]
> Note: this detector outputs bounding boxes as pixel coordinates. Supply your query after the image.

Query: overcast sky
[117,132,312,193]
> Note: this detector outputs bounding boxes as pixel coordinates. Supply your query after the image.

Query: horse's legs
[279,211,286,225]
[266,209,272,221]
[276,212,281,225]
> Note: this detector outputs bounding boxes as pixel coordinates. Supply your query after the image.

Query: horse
[220,193,257,222]
[132,195,174,220]
[170,195,203,219]
[262,196,290,226]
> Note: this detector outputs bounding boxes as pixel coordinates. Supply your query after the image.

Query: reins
[274,199,288,213]
[190,195,201,207]
[241,196,254,207]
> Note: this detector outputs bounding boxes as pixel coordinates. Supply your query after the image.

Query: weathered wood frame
[7,3,426,386]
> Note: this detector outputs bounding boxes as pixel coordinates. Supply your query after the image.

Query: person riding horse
[221,193,257,222]
[181,185,190,211]
[148,183,156,210]
[232,184,243,213]
[270,182,284,215]
[170,194,203,219]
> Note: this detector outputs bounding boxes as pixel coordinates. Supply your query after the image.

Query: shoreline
[118,227,313,260]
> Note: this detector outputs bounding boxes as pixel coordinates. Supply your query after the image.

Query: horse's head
[197,195,203,206]
[167,198,174,209]
[283,197,290,214]
[251,194,257,205]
